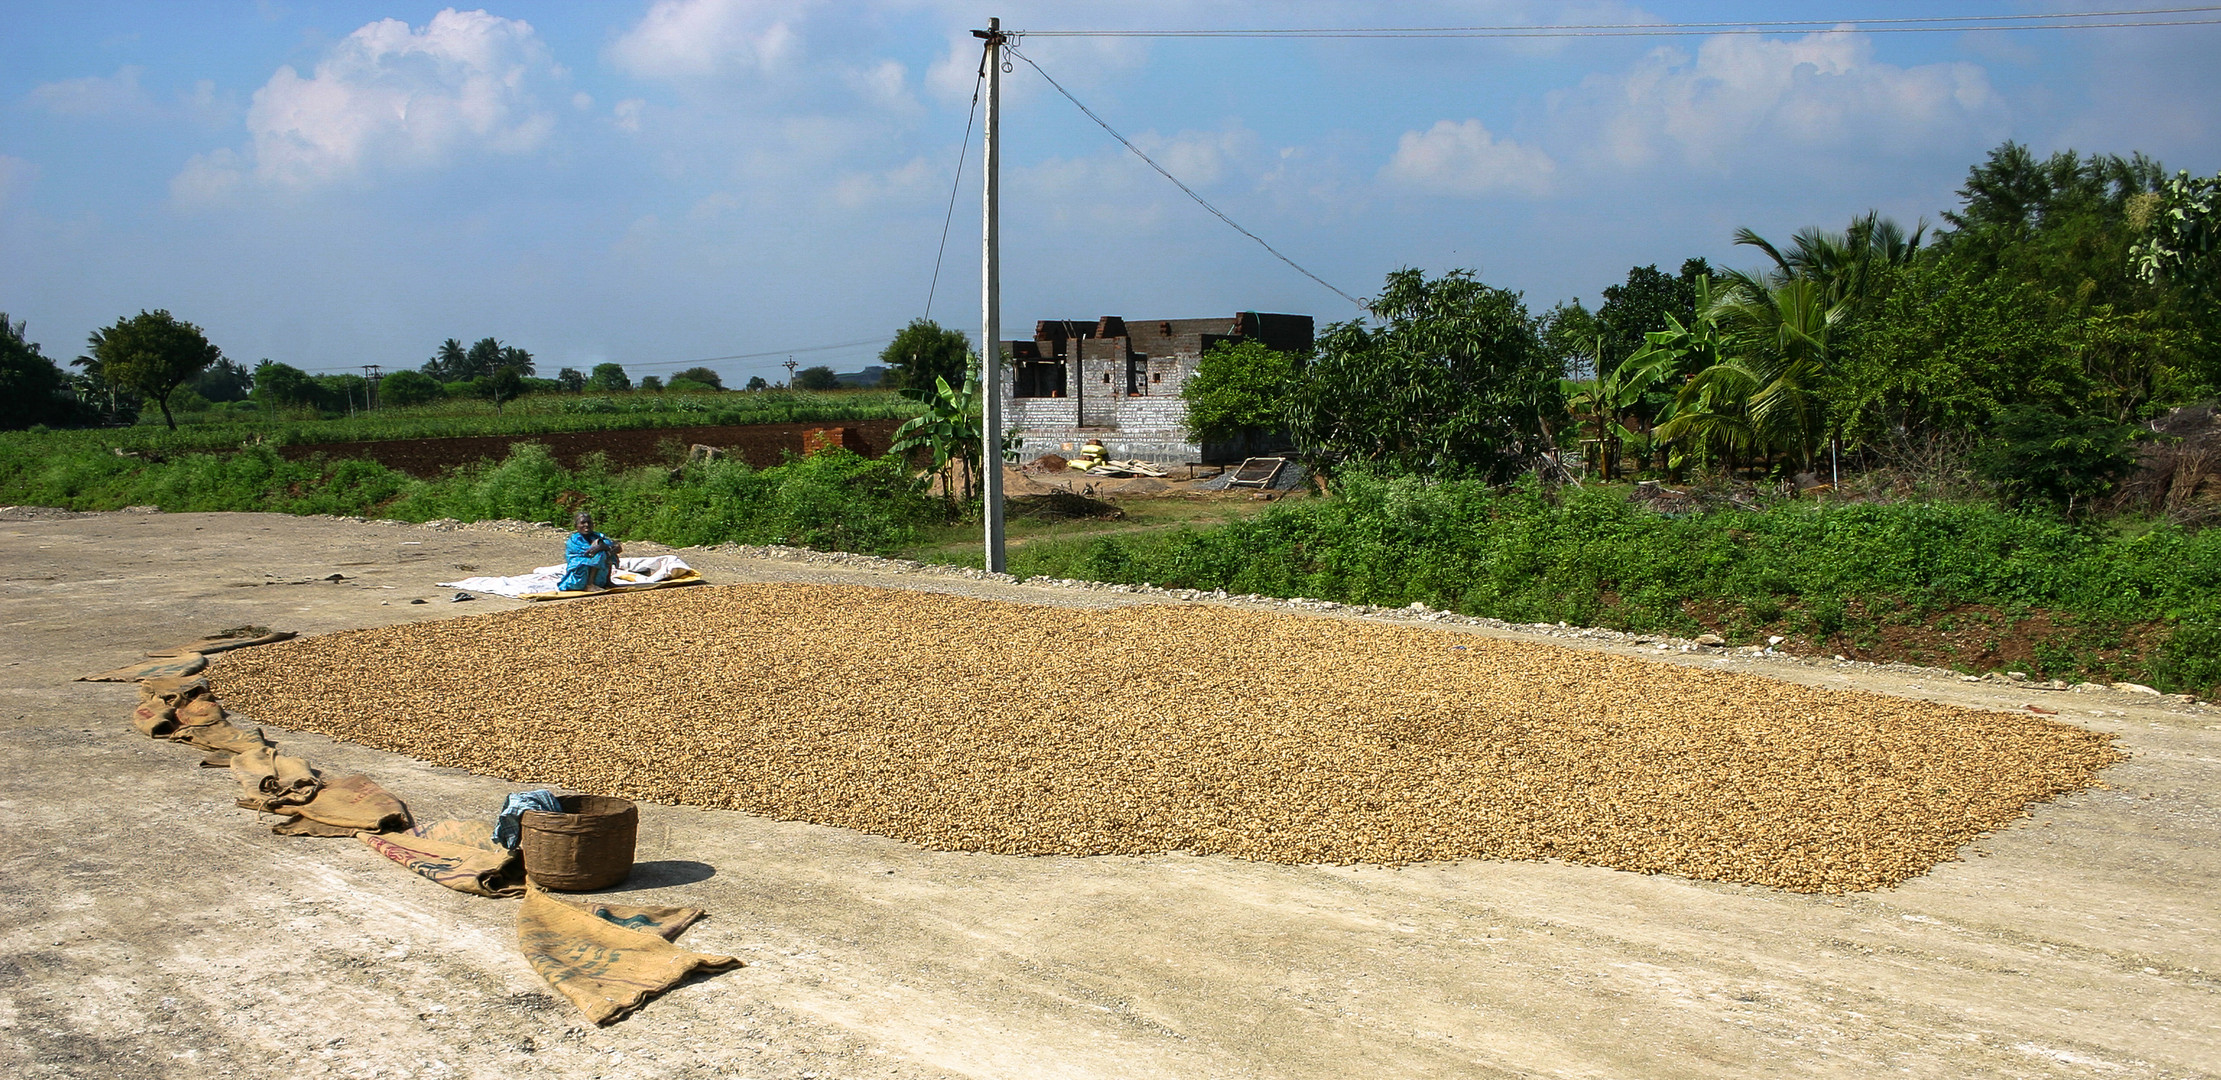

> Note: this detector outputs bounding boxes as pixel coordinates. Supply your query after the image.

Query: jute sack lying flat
[517,883,740,1025]
[360,820,524,898]
[80,654,207,683]
[185,720,272,758]
[269,775,411,837]
[146,630,296,658]
[231,743,321,811]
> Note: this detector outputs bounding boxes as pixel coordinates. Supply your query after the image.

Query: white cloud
[1381,119,1555,197]
[1556,29,2006,171]
[173,8,559,199]
[845,59,914,113]
[830,156,938,209]
[27,66,153,116]
[614,99,646,133]
[607,0,800,82]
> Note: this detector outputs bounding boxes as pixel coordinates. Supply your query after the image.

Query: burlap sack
[173,697,226,729]
[186,721,271,757]
[130,700,179,739]
[271,774,410,835]
[230,744,321,810]
[139,675,211,704]
[80,654,207,682]
[360,821,524,898]
[146,630,296,657]
[517,884,740,1025]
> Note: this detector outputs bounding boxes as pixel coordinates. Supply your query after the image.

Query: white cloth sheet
[439,555,696,599]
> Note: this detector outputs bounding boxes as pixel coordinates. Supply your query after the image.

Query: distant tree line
[1181,139,2221,518]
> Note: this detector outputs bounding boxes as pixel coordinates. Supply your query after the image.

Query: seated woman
[558,512,624,591]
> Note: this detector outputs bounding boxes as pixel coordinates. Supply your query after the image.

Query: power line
[1018,6,2221,38]
[1004,43,1367,311]
[924,48,989,322]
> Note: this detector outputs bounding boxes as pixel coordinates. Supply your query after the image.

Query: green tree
[1283,268,1559,481]
[424,338,467,380]
[1728,211,1924,313]
[638,374,664,392]
[252,360,327,411]
[0,313,79,430]
[498,345,535,377]
[463,338,504,380]
[1826,260,2085,446]
[672,366,724,390]
[190,358,254,403]
[1936,140,2169,311]
[1595,258,1712,377]
[744,375,769,391]
[1663,278,1846,468]
[585,362,631,393]
[880,317,973,391]
[554,367,586,393]
[86,310,223,430]
[376,369,444,406]
[793,365,841,390]
[476,367,524,413]
[1181,339,1298,450]
[1971,406,2141,518]
[2131,169,2221,294]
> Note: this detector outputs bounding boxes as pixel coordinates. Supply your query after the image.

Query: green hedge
[1008,474,2221,695]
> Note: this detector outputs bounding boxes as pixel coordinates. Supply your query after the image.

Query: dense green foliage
[1,313,85,430]
[793,365,841,390]
[85,310,224,430]
[1285,268,1562,481]
[1005,474,2221,695]
[1180,339,1298,445]
[0,440,940,556]
[881,318,974,392]
[1971,407,2142,517]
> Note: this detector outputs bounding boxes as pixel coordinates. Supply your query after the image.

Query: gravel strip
[210,583,2123,892]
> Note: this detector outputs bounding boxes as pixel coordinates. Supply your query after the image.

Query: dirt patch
[277,419,907,477]
[209,583,2122,894]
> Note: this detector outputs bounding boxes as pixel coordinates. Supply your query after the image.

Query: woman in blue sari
[559,511,624,591]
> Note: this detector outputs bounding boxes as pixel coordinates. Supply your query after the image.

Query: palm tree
[1661,279,1845,470]
[1728,211,1925,313]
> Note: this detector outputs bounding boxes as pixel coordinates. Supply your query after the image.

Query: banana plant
[890,371,1016,509]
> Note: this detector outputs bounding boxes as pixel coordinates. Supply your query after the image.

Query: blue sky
[3,1,2217,387]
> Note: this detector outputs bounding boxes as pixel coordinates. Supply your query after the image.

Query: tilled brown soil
[209,583,2124,893]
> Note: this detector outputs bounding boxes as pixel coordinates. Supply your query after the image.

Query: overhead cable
[924,50,989,322]
[1005,43,1367,311]
[1018,6,2221,38]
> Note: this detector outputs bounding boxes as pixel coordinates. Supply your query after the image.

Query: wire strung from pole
[1018,6,2221,38]
[1004,43,1366,312]
[924,49,989,322]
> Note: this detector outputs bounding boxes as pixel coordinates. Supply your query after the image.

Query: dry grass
[209,583,2123,892]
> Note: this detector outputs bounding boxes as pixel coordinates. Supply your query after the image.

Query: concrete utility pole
[973,17,1007,573]
[361,364,381,409]
[783,357,798,386]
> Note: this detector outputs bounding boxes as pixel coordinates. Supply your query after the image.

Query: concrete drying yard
[2,508,2217,1079]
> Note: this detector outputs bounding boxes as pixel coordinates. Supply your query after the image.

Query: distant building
[1001,312,1312,463]
[832,365,889,388]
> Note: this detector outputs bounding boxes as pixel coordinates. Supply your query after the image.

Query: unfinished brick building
[1001,311,1313,464]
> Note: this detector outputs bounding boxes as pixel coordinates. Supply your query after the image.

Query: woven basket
[520,794,637,891]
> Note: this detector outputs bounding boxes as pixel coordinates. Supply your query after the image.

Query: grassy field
[3,413,2214,696]
[18,388,917,457]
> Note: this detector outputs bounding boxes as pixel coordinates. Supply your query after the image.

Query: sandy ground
[1,508,2216,1080]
